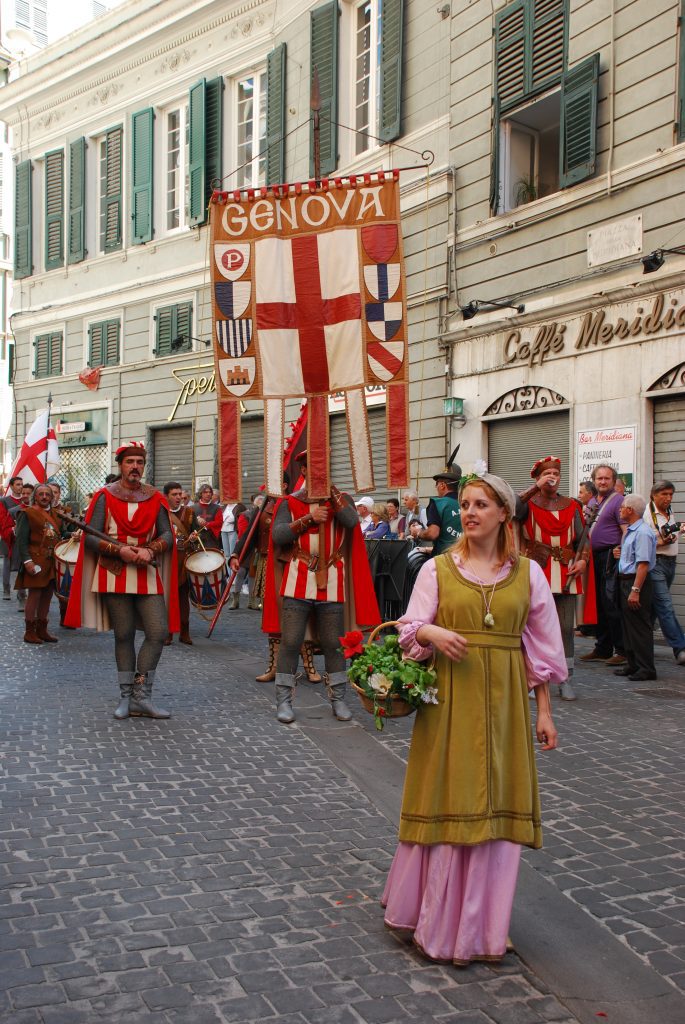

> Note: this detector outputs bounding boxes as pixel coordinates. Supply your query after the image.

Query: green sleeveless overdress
[399,554,542,849]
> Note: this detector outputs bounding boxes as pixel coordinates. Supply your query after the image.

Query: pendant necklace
[466,560,499,628]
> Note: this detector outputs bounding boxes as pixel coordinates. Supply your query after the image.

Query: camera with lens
[660,521,682,541]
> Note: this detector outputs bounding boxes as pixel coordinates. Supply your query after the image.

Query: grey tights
[276,597,345,676]
[103,594,168,673]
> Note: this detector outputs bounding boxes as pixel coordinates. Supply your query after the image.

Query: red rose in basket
[339,630,364,659]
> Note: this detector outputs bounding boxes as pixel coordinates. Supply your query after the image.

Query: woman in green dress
[382,472,565,965]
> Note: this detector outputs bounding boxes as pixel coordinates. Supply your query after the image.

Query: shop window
[153,301,193,358]
[88,318,120,367]
[34,331,63,378]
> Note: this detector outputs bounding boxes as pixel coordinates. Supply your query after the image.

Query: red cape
[262,495,381,635]
[65,486,180,632]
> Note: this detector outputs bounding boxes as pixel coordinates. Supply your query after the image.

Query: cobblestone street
[1,596,685,1024]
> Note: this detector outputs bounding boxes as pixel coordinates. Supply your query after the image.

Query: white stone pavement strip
[0,599,579,1024]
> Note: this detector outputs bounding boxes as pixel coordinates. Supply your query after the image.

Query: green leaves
[347,632,439,730]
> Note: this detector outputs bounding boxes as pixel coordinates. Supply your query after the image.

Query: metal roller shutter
[241,417,266,500]
[330,407,388,497]
[152,425,193,489]
[487,411,570,494]
[653,396,685,625]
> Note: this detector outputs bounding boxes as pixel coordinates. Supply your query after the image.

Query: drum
[185,549,227,610]
[54,537,80,604]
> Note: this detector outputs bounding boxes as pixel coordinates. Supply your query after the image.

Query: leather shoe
[605,654,627,666]
[628,670,657,681]
[579,649,609,661]
[613,667,632,676]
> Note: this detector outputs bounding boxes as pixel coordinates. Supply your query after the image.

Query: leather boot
[325,671,353,721]
[228,592,240,610]
[275,672,295,724]
[23,620,43,645]
[256,637,279,682]
[558,680,577,701]
[179,626,193,646]
[36,618,58,643]
[163,634,173,646]
[300,642,321,683]
[247,594,262,610]
[129,671,171,719]
[114,672,134,720]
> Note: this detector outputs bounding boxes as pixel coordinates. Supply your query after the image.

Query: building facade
[444,0,685,619]
[2,0,453,503]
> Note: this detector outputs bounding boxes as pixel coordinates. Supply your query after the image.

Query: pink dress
[382,555,566,965]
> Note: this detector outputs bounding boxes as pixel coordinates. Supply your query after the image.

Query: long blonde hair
[451,479,517,565]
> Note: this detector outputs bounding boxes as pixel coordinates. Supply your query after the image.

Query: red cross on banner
[6,408,60,492]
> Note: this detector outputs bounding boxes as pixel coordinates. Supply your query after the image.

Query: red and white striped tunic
[523,502,583,595]
[91,493,164,596]
[280,497,345,603]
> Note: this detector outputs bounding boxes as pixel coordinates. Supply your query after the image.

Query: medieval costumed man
[15,482,63,644]
[164,480,202,646]
[515,456,593,702]
[261,451,381,724]
[66,442,179,720]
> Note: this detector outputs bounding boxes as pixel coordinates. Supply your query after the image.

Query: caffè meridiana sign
[501,289,685,368]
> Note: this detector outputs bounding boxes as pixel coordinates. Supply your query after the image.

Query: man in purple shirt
[580,464,627,664]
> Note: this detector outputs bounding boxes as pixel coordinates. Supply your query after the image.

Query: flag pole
[44,392,53,483]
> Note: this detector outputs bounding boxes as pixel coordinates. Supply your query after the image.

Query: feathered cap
[432,444,462,484]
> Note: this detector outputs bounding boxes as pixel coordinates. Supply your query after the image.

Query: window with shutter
[205,78,224,199]
[379,0,404,143]
[89,319,120,367]
[131,108,154,245]
[154,303,193,358]
[45,149,65,271]
[14,160,32,280]
[310,1,339,177]
[34,332,62,379]
[68,137,86,264]
[236,71,267,188]
[266,44,286,186]
[491,0,598,213]
[100,126,123,253]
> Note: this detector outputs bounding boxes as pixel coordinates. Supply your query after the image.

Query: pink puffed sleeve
[522,560,569,688]
[396,559,438,661]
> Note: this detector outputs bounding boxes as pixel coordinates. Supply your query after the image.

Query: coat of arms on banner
[210,173,409,500]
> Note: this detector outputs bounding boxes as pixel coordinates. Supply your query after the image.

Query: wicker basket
[349,621,415,719]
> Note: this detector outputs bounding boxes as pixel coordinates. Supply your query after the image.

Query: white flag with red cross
[209,173,409,500]
[6,409,60,492]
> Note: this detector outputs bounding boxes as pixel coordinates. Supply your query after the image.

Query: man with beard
[164,481,202,646]
[193,484,223,551]
[517,457,589,700]
[14,483,62,644]
[66,442,178,720]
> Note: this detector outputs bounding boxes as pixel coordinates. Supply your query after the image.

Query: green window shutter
[266,43,286,185]
[131,108,154,244]
[559,53,600,188]
[675,0,679,142]
[14,160,33,280]
[174,302,193,352]
[495,0,527,112]
[155,306,173,357]
[102,126,123,252]
[45,150,65,270]
[530,0,567,95]
[310,1,339,177]
[68,137,86,264]
[34,334,49,377]
[205,78,224,203]
[189,79,206,226]
[489,97,501,215]
[49,333,63,376]
[88,322,104,367]
[105,320,120,365]
[379,0,404,143]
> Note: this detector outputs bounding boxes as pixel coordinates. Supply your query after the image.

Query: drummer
[164,481,201,646]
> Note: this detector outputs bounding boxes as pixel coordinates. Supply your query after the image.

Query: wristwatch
[630,586,640,593]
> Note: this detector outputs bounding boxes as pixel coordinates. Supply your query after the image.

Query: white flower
[420,687,439,705]
[369,673,392,697]
[474,459,488,477]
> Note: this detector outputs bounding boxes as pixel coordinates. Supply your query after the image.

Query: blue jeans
[650,556,685,656]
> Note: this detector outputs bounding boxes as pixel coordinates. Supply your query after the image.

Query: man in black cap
[412,454,463,557]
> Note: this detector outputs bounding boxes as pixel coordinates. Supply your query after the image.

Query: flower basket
[341,622,438,731]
